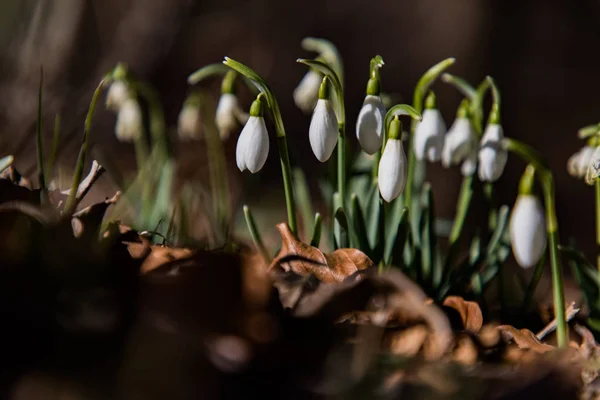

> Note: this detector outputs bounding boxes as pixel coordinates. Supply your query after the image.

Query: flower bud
[293,69,322,113]
[510,194,547,268]
[414,93,446,162]
[236,95,269,173]
[216,93,247,140]
[478,123,507,182]
[115,98,142,142]
[442,117,476,169]
[177,98,201,141]
[356,95,386,155]
[309,78,338,162]
[567,145,595,179]
[105,80,131,112]
[378,117,407,202]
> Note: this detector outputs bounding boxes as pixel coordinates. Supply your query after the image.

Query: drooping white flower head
[106,80,131,112]
[510,194,547,268]
[216,93,248,140]
[356,95,386,155]
[309,77,338,162]
[414,92,446,162]
[293,69,322,114]
[585,146,600,185]
[478,119,507,182]
[441,116,476,170]
[177,97,201,141]
[236,94,269,173]
[115,98,143,142]
[567,145,595,179]
[378,116,407,202]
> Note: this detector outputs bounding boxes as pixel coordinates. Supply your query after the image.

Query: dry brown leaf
[443,295,483,334]
[268,222,373,283]
[452,334,479,365]
[389,325,429,357]
[498,325,554,353]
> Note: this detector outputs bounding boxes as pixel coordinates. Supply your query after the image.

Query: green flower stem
[404,58,455,210]
[65,78,106,214]
[503,137,568,347]
[310,212,323,247]
[224,57,298,235]
[243,205,270,263]
[338,122,346,202]
[187,63,230,85]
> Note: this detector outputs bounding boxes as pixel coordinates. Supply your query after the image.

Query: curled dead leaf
[443,295,483,334]
[268,223,373,283]
[497,325,554,353]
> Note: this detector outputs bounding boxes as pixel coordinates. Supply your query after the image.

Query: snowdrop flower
[568,144,595,180]
[309,77,338,162]
[378,116,407,202]
[115,98,143,142]
[509,166,547,268]
[216,93,248,140]
[177,95,201,141]
[478,107,507,182]
[442,101,477,175]
[105,80,131,112]
[356,76,386,155]
[585,145,600,185]
[414,92,446,162]
[293,69,322,113]
[236,94,269,173]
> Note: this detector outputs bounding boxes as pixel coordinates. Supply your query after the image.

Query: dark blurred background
[0,0,599,254]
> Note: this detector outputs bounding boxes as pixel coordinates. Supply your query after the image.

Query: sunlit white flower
[115,98,142,142]
[414,108,446,162]
[585,146,600,185]
[356,95,386,155]
[442,117,476,170]
[478,123,507,182]
[378,138,407,202]
[309,99,338,162]
[510,194,547,268]
[236,96,269,173]
[177,103,201,141]
[105,80,130,112]
[293,70,322,113]
[216,93,248,140]
[567,145,595,179]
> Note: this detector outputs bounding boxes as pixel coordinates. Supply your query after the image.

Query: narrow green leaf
[310,212,323,248]
[187,63,229,85]
[485,205,510,259]
[366,181,381,248]
[385,207,409,266]
[333,202,350,249]
[350,194,371,255]
[413,58,455,112]
[419,183,435,285]
[244,205,270,263]
[148,159,175,234]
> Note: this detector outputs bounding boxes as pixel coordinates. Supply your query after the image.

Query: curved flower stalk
[309,77,338,162]
[478,104,507,182]
[378,115,407,202]
[224,57,297,234]
[236,94,270,173]
[441,100,477,175]
[510,166,547,268]
[414,91,446,162]
[294,37,343,113]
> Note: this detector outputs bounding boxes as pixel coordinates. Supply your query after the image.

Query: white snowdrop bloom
[567,145,595,179]
[105,80,131,112]
[461,150,478,177]
[478,123,508,182]
[442,117,476,169]
[236,96,269,173]
[585,146,600,185]
[309,99,338,162]
[115,98,142,142]
[356,95,386,155]
[414,108,446,162]
[378,117,407,202]
[293,70,322,113]
[510,194,547,268]
[177,103,201,141]
[216,93,248,140]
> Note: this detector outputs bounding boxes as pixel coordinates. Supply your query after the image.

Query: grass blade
[244,205,270,263]
[310,212,323,247]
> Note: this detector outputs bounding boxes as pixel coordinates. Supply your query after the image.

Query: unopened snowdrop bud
[293,69,322,113]
[115,98,143,142]
[216,71,248,140]
[414,91,446,162]
[236,94,269,173]
[478,105,507,182]
[105,80,131,112]
[177,94,201,141]
[510,166,547,268]
[442,100,476,170]
[567,144,595,179]
[309,77,338,162]
[356,77,385,155]
[378,116,407,202]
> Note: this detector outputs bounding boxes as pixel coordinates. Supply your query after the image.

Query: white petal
[293,70,322,113]
[442,118,474,168]
[378,139,407,202]
[216,93,243,140]
[236,116,269,173]
[309,99,338,162]
[356,95,386,155]
[510,195,547,268]
[478,124,507,182]
[461,150,477,176]
[177,104,201,141]
[115,99,142,142]
[414,109,446,162]
[106,81,130,111]
[585,146,600,185]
